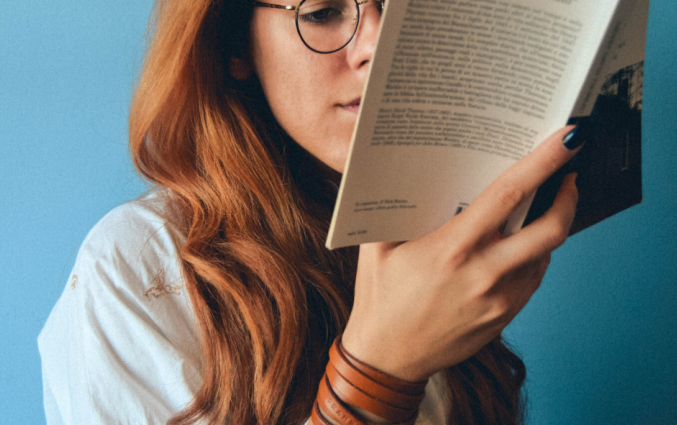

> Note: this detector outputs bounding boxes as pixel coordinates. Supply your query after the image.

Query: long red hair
[129,0,527,424]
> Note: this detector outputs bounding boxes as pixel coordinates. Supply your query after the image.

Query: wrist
[312,336,428,425]
[341,323,432,382]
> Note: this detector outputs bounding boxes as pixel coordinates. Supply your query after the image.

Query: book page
[327,0,625,248]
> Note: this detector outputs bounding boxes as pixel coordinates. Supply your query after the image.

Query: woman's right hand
[341,125,582,382]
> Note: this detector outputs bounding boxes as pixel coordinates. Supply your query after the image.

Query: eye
[300,8,339,23]
[298,0,347,24]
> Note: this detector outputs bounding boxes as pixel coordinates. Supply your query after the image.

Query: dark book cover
[524,61,644,234]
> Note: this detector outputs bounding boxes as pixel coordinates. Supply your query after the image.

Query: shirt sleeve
[38,196,204,425]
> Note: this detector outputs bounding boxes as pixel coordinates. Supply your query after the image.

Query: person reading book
[39,0,585,423]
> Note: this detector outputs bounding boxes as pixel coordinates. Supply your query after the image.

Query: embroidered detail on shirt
[70,275,79,290]
[144,268,184,300]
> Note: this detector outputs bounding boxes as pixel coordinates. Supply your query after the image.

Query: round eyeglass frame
[253,0,382,54]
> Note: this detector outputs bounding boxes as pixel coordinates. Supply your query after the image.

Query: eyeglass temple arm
[252,2,297,10]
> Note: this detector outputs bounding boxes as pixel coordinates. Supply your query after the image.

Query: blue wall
[1,1,675,424]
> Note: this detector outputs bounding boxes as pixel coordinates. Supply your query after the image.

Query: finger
[488,172,579,271]
[449,126,583,244]
[507,253,551,316]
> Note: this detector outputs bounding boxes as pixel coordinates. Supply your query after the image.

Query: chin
[324,156,347,175]
[327,146,351,174]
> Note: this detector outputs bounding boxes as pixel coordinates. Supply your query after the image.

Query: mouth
[339,98,361,114]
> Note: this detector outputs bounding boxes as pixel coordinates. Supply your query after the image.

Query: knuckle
[442,240,475,270]
[486,296,512,325]
[526,272,544,293]
[494,183,527,210]
[543,147,564,173]
[561,174,579,208]
[570,180,580,205]
[470,269,502,298]
[494,296,512,317]
[537,135,569,172]
[544,222,569,249]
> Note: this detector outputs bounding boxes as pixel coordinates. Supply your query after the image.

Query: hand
[342,126,581,382]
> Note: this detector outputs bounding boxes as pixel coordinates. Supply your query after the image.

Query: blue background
[1,0,675,423]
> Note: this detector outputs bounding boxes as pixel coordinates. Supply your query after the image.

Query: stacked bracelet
[312,336,428,425]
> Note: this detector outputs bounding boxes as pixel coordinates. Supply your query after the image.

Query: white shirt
[39,191,450,424]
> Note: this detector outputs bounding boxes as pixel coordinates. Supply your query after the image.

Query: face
[246,1,381,173]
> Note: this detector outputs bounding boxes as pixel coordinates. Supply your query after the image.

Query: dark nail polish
[563,126,584,150]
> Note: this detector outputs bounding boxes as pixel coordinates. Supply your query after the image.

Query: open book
[327,0,649,248]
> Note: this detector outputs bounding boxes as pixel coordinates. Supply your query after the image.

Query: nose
[346,0,381,69]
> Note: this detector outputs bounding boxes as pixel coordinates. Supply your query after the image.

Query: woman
[39,0,582,423]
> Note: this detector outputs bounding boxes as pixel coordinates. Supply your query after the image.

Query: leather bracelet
[316,372,419,425]
[338,337,428,396]
[317,373,369,425]
[329,341,425,410]
[312,336,427,425]
[326,361,415,422]
[312,400,336,425]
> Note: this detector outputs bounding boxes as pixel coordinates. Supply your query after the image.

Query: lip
[339,98,361,114]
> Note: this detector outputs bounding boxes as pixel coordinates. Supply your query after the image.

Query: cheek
[270,74,352,172]
[250,20,304,111]
[271,78,352,172]
[249,15,354,172]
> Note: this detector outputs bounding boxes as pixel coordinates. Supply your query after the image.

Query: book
[326,0,649,249]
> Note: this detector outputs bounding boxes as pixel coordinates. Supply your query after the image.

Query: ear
[229,56,252,81]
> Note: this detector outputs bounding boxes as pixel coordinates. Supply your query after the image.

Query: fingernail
[563,126,584,150]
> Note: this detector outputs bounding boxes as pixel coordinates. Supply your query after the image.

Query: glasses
[253,0,384,54]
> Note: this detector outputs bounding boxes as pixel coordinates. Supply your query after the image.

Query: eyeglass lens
[296,0,381,54]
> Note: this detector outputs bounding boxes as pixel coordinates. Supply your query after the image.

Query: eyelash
[298,7,344,24]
